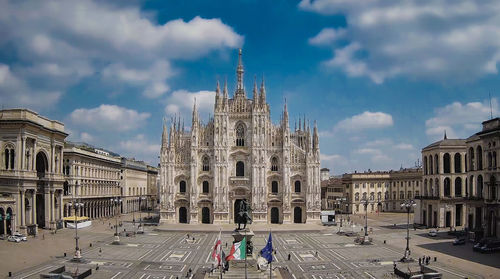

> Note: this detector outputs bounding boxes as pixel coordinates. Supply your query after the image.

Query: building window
[443,153,451,173]
[4,148,15,170]
[370,192,374,200]
[202,156,210,172]
[362,192,367,200]
[399,191,404,199]
[477,146,483,170]
[454,153,462,173]
[444,177,451,197]
[294,181,301,193]
[455,177,462,197]
[355,183,359,188]
[235,123,245,146]
[272,181,278,193]
[236,161,244,176]
[179,180,186,193]
[202,181,209,193]
[271,157,278,172]
[408,191,412,199]
[355,193,359,201]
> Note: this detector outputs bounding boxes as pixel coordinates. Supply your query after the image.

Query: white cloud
[80,132,94,143]
[301,0,500,83]
[69,104,151,132]
[309,28,346,46]
[0,0,243,108]
[119,134,160,160]
[0,64,62,109]
[335,111,393,132]
[164,90,216,121]
[425,98,499,140]
[394,143,414,150]
[365,138,392,147]
[355,148,381,155]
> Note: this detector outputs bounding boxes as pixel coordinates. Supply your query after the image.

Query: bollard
[434,257,437,262]
[90,243,92,247]
[64,252,67,257]
[9,272,12,277]
[384,240,386,244]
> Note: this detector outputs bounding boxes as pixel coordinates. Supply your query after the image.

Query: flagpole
[219,228,223,279]
[245,231,248,279]
[269,228,272,279]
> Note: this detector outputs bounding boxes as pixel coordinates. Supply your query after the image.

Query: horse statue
[236,199,252,230]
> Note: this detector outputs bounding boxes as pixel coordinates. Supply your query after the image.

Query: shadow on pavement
[417,241,500,269]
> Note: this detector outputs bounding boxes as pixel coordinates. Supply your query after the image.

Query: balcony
[268,192,283,201]
[416,195,440,200]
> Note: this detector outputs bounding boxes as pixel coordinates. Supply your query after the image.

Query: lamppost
[68,199,84,261]
[336,197,347,233]
[111,197,122,244]
[401,199,416,261]
[361,198,370,238]
[137,195,146,234]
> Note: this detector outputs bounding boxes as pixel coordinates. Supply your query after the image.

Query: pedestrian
[225,242,228,248]
[315,251,318,257]
[418,258,421,265]
[288,253,291,261]
[42,234,45,240]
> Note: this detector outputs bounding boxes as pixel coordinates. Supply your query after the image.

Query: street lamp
[68,199,84,261]
[361,198,370,238]
[336,197,347,233]
[111,197,122,244]
[401,199,416,261]
[137,195,146,234]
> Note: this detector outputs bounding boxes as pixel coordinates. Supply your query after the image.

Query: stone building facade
[415,119,499,239]
[121,158,152,215]
[159,50,321,224]
[62,142,122,219]
[415,135,467,229]
[321,177,343,210]
[342,168,422,214]
[0,109,67,235]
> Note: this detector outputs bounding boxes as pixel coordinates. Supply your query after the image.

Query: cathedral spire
[444,130,447,140]
[283,98,289,127]
[216,80,220,97]
[161,118,168,149]
[236,49,244,95]
[260,76,266,104]
[313,120,319,150]
[253,75,258,105]
[192,98,198,126]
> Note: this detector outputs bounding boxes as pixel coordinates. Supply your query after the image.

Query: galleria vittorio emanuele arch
[159,50,321,224]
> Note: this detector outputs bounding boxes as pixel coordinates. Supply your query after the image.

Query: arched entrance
[270,207,279,224]
[294,207,302,223]
[179,207,188,224]
[0,208,4,235]
[6,208,12,235]
[202,207,210,224]
[36,185,45,228]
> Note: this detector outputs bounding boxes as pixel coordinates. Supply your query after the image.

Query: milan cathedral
[159,50,321,224]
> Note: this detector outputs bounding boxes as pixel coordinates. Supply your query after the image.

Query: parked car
[7,236,21,243]
[473,238,491,252]
[478,240,500,253]
[12,232,27,241]
[452,238,466,245]
[428,230,438,237]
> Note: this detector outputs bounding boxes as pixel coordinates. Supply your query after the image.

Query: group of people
[418,256,432,265]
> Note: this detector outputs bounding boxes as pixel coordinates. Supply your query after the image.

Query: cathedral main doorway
[179,207,188,223]
[271,207,279,224]
[202,207,210,224]
[294,207,302,223]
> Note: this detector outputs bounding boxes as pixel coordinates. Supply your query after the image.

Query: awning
[63,216,89,222]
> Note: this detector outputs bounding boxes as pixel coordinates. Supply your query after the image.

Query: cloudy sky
[1,0,499,174]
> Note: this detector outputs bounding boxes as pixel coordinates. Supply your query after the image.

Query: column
[32,191,37,225]
[21,137,26,170]
[59,147,63,174]
[50,190,54,222]
[32,139,37,171]
[51,144,55,173]
[20,191,25,226]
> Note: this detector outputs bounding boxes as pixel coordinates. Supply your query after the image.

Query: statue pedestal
[231,228,255,260]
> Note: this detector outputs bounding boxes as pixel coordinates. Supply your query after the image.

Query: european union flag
[260,231,273,263]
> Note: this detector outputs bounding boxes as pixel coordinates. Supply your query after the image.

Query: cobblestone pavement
[2,213,498,279]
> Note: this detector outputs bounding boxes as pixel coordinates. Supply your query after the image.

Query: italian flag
[225,237,246,261]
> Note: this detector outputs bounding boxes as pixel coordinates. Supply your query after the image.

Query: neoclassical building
[0,109,67,235]
[159,50,321,224]
[62,142,122,220]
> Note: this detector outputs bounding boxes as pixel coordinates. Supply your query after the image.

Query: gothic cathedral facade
[159,50,321,224]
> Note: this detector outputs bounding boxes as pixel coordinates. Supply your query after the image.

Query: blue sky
[0,0,499,174]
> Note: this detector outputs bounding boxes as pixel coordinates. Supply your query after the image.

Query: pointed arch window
[235,123,245,146]
[202,156,210,172]
[271,181,278,194]
[271,157,278,172]
[202,181,209,194]
[236,161,244,177]
[294,180,301,193]
[4,147,15,170]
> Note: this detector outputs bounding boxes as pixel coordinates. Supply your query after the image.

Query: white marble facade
[159,50,321,224]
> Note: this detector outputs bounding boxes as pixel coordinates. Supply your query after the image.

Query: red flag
[211,230,222,266]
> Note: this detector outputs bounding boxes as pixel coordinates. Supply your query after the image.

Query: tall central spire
[236,48,244,95]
